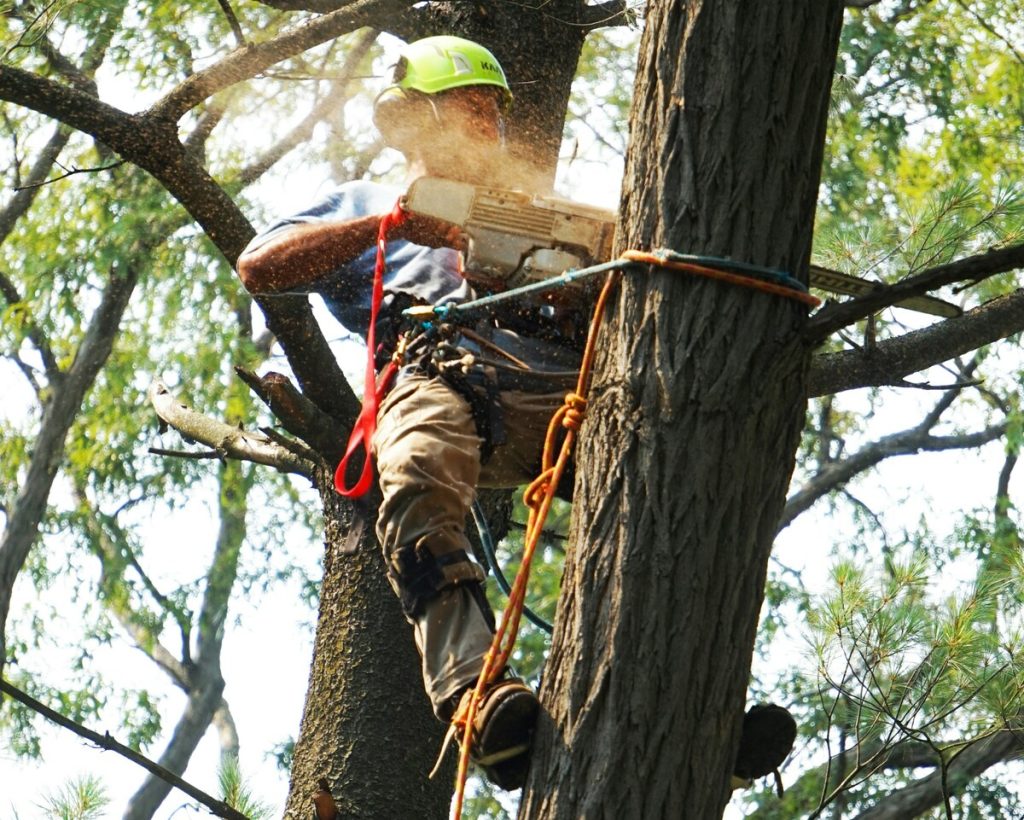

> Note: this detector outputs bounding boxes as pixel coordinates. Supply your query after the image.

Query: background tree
[1,0,1023,818]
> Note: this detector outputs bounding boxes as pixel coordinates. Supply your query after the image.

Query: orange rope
[448,269,621,817]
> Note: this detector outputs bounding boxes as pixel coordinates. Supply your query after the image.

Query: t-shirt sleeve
[241,183,386,255]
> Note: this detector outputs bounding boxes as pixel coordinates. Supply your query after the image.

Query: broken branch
[148,380,313,478]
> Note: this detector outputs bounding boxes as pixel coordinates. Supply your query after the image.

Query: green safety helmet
[391,34,512,103]
[379,35,512,110]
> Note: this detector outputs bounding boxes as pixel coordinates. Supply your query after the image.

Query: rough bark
[521,2,844,818]
[283,476,454,819]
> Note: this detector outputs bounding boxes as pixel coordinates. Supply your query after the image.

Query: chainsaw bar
[809,265,961,318]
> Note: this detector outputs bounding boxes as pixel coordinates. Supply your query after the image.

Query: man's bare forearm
[235,211,460,294]
[236,216,382,293]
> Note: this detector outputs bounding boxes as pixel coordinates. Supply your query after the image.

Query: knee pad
[386,535,490,620]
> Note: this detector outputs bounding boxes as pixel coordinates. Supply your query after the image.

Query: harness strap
[335,199,408,498]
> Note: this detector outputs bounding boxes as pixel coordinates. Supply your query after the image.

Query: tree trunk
[284,473,455,819]
[521,2,844,818]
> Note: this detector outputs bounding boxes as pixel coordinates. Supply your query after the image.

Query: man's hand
[396,212,466,251]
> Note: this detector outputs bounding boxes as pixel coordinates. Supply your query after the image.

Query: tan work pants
[373,373,565,716]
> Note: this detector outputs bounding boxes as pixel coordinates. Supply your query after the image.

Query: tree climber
[236,35,796,796]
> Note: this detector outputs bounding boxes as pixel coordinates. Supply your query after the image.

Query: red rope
[334,200,408,498]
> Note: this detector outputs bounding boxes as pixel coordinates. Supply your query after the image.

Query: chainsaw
[401,177,961,318]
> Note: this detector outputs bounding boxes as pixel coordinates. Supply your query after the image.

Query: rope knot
[561,392,587,431]
[523,469,555,510]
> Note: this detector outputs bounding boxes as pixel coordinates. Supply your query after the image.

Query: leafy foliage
[218,755,274,820]
[35,774,110,820]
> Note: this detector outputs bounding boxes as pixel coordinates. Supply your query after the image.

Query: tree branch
[235,367,340,462]
[148,381,313,477]
[76,485,194,677]
[0,268,62,388]
[783,357,988,528]
[0,124,69,386]
[0,65,257,259]
[807,241,1024,341]
[0,678,247,820]
[759,730,1024,820]
[0,263,140,686]
[232,27,378,188]
[780,421,1006,530]
[215,0,247,47]
[122,670,230,818]
[147,0,405,123]
[852,728,1023,819]
[213,699,240,759]
[195,461,250,661]
[808,288,1024,397]
[0,53,356,428]
[0,123,70,242]
[146,380,309,477]
[13,158,125,190]
[579,1,633,29]
[953,0,1024,68]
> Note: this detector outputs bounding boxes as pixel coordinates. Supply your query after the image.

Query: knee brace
[386,533,493,625]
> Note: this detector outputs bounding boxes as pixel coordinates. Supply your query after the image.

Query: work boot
[453,677,540,790]
[731,704,797,792]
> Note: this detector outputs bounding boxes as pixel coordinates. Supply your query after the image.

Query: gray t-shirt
[246,179,581,373]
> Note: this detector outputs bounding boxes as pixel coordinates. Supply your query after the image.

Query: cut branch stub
[235,366,342,463]
[147,380,313,477]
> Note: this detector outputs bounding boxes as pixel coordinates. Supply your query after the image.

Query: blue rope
[470,499,554,635]
[403,249,809,321]
[649,249,809,294]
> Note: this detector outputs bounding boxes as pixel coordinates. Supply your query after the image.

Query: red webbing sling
[334,199,408,497]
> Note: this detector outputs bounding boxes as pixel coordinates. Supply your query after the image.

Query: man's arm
[236,214,463,294]
[236,215,381,294]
